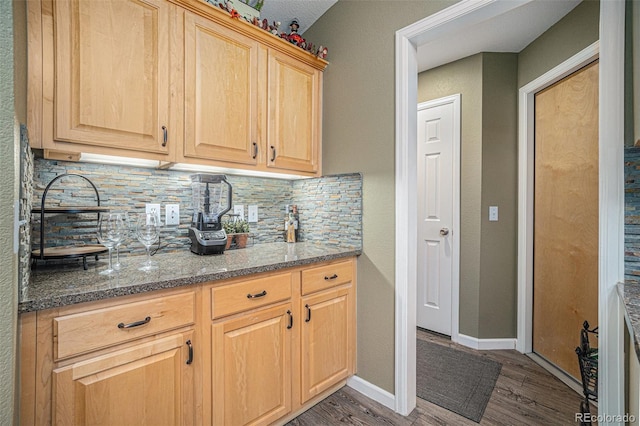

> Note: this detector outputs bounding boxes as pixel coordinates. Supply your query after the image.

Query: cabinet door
[300,287,353,403]
[183,12,263,166]
[52,332,195,426]
[212,304,292,426]
[54,0,176,155]
[267,50,320,174]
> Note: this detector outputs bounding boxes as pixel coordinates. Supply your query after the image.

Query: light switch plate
[165,204,180,226]
[248,205,258,223]
[234,204,245,221]
[489,206,498,222]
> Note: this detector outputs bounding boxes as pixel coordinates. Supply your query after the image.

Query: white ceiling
[416,0,582,72]
[258,0,338,35]
[258,0,582,72]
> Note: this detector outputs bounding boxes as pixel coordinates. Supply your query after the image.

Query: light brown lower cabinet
[211,303,293,425]
[19,258,356,425]
[52,331,195,426]
[20,287,199,426]
[300,287,353,404]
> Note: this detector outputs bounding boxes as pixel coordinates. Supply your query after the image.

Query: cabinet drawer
[54,291,195,360]
[211,272,292,319]
[301,260,353,295]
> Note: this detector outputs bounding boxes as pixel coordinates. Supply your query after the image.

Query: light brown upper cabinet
[28,0,327,176]
[29,0,181,160]
[267,50,321,174]
[182,12,263,166]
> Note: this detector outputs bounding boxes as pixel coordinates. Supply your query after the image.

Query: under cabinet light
[80,153,161,168]
[170,163,311,180]
[78,153,312,180]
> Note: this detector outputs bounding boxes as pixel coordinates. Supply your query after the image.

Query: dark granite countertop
[21,242,361,313]
[617,282,640,359]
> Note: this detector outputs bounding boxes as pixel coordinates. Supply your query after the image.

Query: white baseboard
[457,333,517,350]
[346,375,396,411]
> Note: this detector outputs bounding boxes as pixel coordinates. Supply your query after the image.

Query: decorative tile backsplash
[292,174,362,245]
[30,159,362,261]
[19,125,34,293]
[626,147,640,281]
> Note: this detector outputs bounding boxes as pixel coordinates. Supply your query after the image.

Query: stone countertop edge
[21,242,361,314]
[617,282,640,359]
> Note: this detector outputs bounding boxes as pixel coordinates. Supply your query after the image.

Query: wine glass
[136,212,160,271]
[113,212,131,270]
[96,213,126,275]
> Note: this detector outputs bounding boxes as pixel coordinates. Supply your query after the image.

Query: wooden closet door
[533,60,599,380]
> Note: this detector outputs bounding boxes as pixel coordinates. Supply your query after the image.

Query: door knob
[440,228,449,236]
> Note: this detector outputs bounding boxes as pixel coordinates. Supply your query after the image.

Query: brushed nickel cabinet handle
[305,304,311,322]
[162,126,168,147]
[270,146,276,162]
[118,316,151,329]
[252,142,258,159]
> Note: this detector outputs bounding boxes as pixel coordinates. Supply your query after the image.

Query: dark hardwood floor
[288,329,590,425]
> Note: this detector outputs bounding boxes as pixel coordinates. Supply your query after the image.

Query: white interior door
[416,96,459,336]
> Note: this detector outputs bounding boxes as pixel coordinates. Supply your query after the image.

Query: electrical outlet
[248,205,258,223]
[146,203,161,222]
[165,204,180,226]
[233,204,245,221]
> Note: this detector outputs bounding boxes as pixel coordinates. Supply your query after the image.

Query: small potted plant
[233,220,250,248]
[223,221,235,250]
[223,219,250,249]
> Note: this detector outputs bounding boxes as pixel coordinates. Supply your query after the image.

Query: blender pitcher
[188,174,232,255]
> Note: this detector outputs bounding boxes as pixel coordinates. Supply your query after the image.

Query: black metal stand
[575,320,598,426]
[31,173,108,270]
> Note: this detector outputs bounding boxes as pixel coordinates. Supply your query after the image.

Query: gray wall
[625,0,636,147]
[479,53,518,338]
[417,53,518,339]
[1,0,21,422]
[304,0,458,393]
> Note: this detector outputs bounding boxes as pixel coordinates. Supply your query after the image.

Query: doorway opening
[395,0,624,418]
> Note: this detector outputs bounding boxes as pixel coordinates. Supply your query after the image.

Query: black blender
[188,174,232,255]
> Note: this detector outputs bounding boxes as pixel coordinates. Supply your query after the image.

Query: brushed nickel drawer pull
[324,274,338,280]
[247,290,267,299]
[117,316,151,329]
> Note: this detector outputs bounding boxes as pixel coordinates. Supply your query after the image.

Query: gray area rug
[416,339,502,423]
